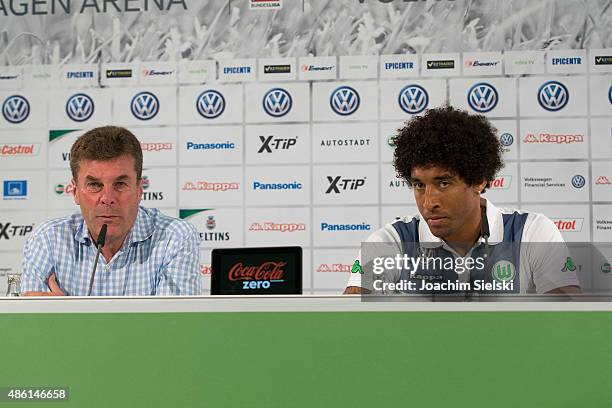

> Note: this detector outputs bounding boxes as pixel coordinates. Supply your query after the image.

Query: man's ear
[475,179,487,194]
[72,179,80,205]
[137,177,143,202]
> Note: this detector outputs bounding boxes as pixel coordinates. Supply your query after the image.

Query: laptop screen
[211,247,302,295]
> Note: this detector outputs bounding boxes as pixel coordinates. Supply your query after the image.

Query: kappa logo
[196,90,225,119]
[66,93,94,122]
[330,86,360,116]
[499,133,514,147]
[468,83,498,113]
[538,81,569,111]
[398,85,428,114]
[131,91,159,120]
[2,95,30,124]
[571,175,586,189]
[263,88,292,117]
[595,176,612,185]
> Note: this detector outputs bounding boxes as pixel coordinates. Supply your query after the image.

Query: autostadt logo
[263,88,292,117]
[571,175,586,189]
[196,90,225,119]
[131,91,159,120]
[467,83,498,113]
[538,81,569,111]
[499,133,514,147]
[66,93,94,122]
[2,95,30,124]
[398,84,428,114]
[330,86,360,116]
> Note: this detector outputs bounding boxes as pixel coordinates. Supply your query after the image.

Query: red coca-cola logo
[228,261,286,281]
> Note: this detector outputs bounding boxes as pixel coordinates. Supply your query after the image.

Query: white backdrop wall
[0,0,611,294]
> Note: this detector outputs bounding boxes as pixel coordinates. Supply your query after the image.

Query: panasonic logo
[252,182,302,190]
[320,223,371,231]
[186,141,235,150]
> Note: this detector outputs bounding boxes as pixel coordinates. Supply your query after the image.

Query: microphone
[87,224,107,296]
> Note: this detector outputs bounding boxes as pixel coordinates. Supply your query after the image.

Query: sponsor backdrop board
[0,0,610,295]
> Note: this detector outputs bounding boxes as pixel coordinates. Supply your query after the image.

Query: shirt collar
[74,206,154,246]
[417,199,504,250]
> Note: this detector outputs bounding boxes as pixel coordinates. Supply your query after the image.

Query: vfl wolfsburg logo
[538,81,569,111]
[499,133,514,147]
[2,95,30,124]
[491,261,515,282]
[398,84,428,114]
[131,91,159,120]
[467,83,498,113]
[66,93,94,122]
[263,88,292,117]
[196,90,225,119]
[330,86,360,116]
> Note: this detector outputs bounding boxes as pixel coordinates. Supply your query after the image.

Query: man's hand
[343,286,371,295]
[22,274,66,296]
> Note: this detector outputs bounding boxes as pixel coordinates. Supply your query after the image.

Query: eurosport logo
[499,133,514,147]
[2,95,30,124]
[263,88,292,117]
[130,91,159,120]
[538,81,569,111]
[467,83,498,113]
[66,93,94,122]
[571,175,586,189]
[398,85,428,114]
[196,90,225,119]
[330,86,360,116]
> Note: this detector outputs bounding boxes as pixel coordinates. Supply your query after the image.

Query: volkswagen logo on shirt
[330,86,360,116]
[571,175,586,189]
[538,81,569,111]
[131,91,160,120]
[499,133,514,147]
[263,88,292,117]
[196,90,225,119]
[398,84,428,114]
[2,95,30,124]
[467,83,498,113]
[66,93,94,122]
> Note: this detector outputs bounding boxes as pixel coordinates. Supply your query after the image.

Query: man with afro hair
[345,106,580,296]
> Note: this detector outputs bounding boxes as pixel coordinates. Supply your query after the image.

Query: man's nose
[422,185,440,210]
[99,185,117,205]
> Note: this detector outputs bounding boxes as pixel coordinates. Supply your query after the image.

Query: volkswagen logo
[131,91,160,120]
[467,83,498,113]
[398,85,428,114]
[66,93,94,122]
[499,133,514,147]
[263,88,292,117]
[330,86,360,116]
[608,85,611,105]
[538,81,569,111]
[2,95,30,124]
[571,175,586,189]
[196,90,225,119]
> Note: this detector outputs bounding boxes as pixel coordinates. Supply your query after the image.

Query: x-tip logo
[330,86,360,116]
[2,95,30,124]
[197,90,225,119]
[66,93,95,122]
[131,91,160,120]
[538,81,569,111]
[467,83,498,113]
[263,88,292,117]
[398,84,428,114]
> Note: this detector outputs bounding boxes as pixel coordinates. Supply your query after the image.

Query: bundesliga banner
[0,0,611,295]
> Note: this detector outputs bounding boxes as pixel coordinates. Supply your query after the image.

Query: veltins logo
[2,95,30,124]
[571,175,586,189]
[491,261,515,282]
[263,88,292,117]
[66,93,94,122]
[3,180,27,200]
[131,91,159,120]
[196,90,225,119]
[330,86,360,116]
[398,85,428,114]
[499,133,514,147]
[468,83,498,113]
[538,81,569,111]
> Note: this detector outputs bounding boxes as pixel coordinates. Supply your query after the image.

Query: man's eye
[439,181,450,188]
[115,182,128,190]
[86,183,102,192]
[413,183,424,190]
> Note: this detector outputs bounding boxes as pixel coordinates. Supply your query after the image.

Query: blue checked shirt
[21,206,202,296]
